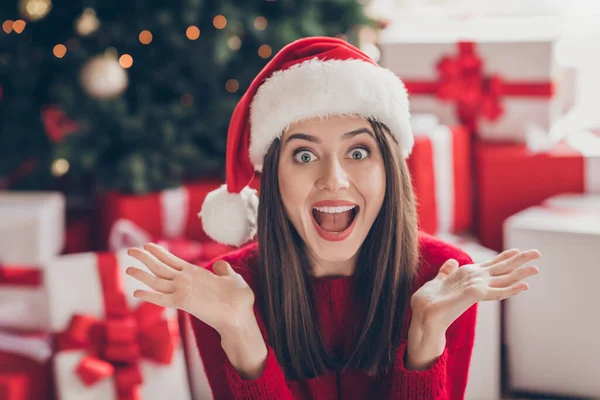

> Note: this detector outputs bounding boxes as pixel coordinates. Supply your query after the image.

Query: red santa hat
[199,36,414,246]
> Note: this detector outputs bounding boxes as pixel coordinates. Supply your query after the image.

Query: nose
[316,156,350,192]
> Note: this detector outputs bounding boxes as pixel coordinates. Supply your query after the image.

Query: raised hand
[410,248,541,331]
[125,243,255,335]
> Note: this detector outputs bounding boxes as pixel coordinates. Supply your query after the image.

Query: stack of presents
[1,16,599,400]
[378,16,600,399]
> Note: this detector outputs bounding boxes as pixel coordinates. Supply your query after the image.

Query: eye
[348,147,370,160]
[293,149,316,164]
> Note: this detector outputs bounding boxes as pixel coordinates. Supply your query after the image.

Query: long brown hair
[256,118,420,380]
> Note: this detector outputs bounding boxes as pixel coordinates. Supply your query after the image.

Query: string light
[254,16,268,31]
[213,15,227,29]
[225,79,239,93]
[119,54,133,68]
[51,159,70,177]
[186,25,200,40]
[53,44,67,58]
[181,93,193,107]
[13,20,26,33]
[227,35,241,50]
[139,30,152,44]
[258,44,272,59]
[2,21,14,34]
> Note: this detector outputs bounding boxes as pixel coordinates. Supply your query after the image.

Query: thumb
[213,260,235,276]
[436,258,460,279]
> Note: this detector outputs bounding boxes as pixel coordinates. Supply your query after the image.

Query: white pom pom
[199,184,259,247]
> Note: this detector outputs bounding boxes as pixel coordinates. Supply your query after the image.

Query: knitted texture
[190,232,477,400]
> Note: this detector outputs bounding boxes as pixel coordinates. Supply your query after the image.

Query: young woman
[126,37,540,399]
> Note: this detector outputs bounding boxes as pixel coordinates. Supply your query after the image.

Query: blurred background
[1,0,600,399]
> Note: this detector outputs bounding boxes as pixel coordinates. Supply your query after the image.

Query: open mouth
[311,205,359,233]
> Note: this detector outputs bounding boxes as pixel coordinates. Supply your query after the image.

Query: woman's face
[278,116,386,269]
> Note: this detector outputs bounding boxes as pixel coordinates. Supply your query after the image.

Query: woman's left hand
[410,248,541,332]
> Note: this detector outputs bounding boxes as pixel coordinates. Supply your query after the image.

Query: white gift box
[44,251,192,400]
[182,313,214,400]
[503,203,600,398]
[0,267,50,330]
[0,191,65,264]
[439,234,501,400]
[378,16,573,142]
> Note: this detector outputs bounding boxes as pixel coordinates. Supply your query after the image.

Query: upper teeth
[313,205,356,214]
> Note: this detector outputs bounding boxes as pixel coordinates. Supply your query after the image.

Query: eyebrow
[284,127,374,146]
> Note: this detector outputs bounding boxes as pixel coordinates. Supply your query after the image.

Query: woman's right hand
[126,243,256,335]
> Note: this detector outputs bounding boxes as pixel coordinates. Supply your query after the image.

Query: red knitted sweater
[190,232,477,400]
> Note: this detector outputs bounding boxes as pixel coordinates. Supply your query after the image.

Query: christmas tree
[1,0,374,195]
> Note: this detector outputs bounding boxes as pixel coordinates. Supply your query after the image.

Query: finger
[485,282,530,301]
[132,289,174,308]
[488,249,541,277]
[127,247,175,280]
[436,259,460,279]
[213,260,235,277]
[480,248,520,268]
[489,265,539,288]
[126,267,176,294]
[144,243,195,272]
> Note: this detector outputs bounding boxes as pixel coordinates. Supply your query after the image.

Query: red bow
[435,42,504,130]
[404,41,554,131]
[57,302,177,400]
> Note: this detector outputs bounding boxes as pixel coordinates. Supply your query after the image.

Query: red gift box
[475,132,600,251]
[407,119,472,235]
[0,331,54,400]
[98,177,261,251]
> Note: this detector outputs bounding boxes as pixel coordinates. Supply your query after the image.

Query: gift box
[0,191,65,264]
[44,251,191,400]
[378,16,573,141]
[0,330,54,400]
[407,115,472,234]
[0,266,50,330]
[181,313,213,400]
[475,130,600,251]
[503,199,600,398]
[437,234,500,400]
[99,177,261,251]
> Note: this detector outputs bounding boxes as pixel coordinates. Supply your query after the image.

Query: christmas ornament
[74,8,100,36]
[79,53,128,99]
[18,0,52,22]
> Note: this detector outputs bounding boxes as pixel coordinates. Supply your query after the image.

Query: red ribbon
[56,253,178,399]
[403,41,554,131]
[0,266,42,287]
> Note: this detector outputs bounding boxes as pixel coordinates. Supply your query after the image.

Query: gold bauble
[18,0,52,22]
[79,54,129,99]
[75,8,100,36]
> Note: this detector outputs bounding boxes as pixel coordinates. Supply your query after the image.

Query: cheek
[353,161,386,207]
[278,163,312,217]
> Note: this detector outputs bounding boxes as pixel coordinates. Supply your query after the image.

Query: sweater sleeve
[188,245,296,400]
[387,244,478,400]
[190,314,296,400]
[387,303,477,400]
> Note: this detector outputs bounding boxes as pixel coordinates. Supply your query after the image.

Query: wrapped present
[0,330,54,400]
[44,251,191,400]
[407,114,472,235]
[437,234,500,400]
[99,178,261,251]
[475,130,600,251]
[181,313,213,400]
[503,200,600,397]
[0,265,50,330]
[378,16,573,141]
[0,192,65,264]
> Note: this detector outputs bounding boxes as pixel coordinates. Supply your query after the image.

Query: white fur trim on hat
[198,184,259,247]
[249,58,413,172]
